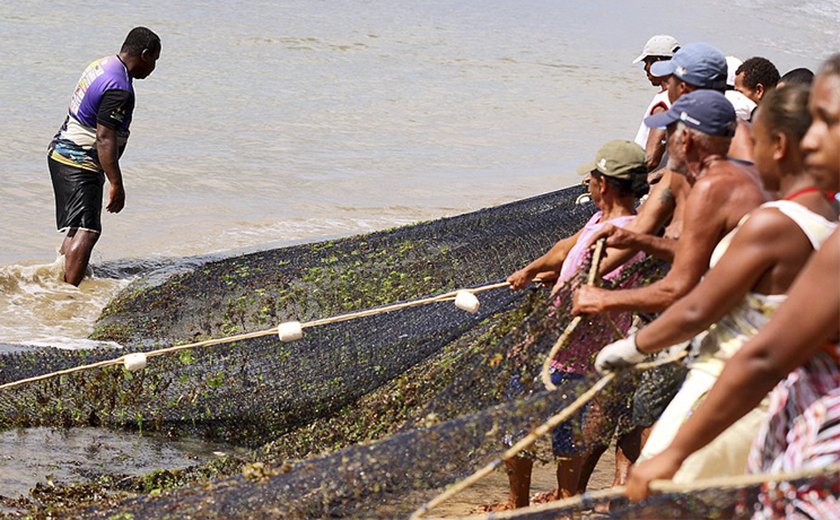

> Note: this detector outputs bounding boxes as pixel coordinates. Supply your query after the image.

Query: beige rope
[541,238,606,390]
[0,282,510,393]
[409,374,615,520]
[304,282,509,328]
[438,463,840,520]
[0,328,279,392]
[411,352,687,519]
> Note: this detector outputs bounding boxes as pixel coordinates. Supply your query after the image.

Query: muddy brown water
[0,426,245,501]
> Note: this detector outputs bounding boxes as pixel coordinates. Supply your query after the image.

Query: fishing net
[76,247,681,518]
[1,184,832,518]
[0,187,592,445]
[462,466,840,519]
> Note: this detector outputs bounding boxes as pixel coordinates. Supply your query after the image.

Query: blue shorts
[549,370,588,456]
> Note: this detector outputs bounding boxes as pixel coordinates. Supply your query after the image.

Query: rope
[411,352,687,519]
[303,282,509,328]
[438,463,840,520]
[0,281,510,393]
[541,238,606,390]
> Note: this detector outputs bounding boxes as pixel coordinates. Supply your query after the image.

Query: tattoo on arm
[658,187,676,209]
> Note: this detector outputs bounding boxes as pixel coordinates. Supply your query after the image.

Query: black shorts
[48,156,105,233]
[632,360,688,428]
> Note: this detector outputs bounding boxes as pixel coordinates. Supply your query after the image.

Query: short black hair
[736,56,780,90]
[779,67,814,86]
[121,27,160,56]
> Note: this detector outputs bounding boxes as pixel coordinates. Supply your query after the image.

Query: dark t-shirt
[97,89,133,130]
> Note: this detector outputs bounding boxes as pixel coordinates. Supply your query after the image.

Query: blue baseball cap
[645,90,737,137]
[650,42,727,89]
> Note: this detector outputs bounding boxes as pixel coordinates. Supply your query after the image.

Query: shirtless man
[573,89,768,316]
[586,43,731,279]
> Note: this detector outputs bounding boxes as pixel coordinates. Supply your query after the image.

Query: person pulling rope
[435,463,840,520]
[411,353,686,519]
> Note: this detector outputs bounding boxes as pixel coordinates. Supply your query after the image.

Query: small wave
[0,257,130,349]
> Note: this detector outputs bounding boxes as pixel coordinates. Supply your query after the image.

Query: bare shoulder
[736,206,803,242]
[668,171,691,198]
[697,162,762,198]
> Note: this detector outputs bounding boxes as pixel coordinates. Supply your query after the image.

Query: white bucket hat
[633,35,680,64]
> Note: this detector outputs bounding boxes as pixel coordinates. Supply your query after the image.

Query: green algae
[0,187,598,516]
[258,290,542,464]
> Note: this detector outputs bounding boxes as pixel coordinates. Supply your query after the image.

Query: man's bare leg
[555,455,586,499]
[62,229,99,285]
[59,229,74,256]
[614,427,644,486]
[577,444,607,492]
[505,456,533,508]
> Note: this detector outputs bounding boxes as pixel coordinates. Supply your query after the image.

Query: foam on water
[0,257,128,350]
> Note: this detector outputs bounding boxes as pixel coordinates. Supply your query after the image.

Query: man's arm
[598,225,677,263]
[635,210,792,352]
[626,229,840,501]
[593,171,678,274]
[95,89,132,214]
[96,124,125,213]
[644,104,668,171]
[574,177,727,314]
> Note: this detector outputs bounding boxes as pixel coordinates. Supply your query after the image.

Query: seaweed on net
[80,249,687,518]
[411,251,669,429]
[2,183,818,518]
[0,187,594,445]
[84,374,610,519]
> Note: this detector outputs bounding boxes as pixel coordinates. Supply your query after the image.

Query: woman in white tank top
[595,84,838,481]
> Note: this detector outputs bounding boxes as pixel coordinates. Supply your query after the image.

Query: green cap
[576,140,647,180]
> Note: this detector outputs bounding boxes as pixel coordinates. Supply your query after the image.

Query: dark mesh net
[0,187,592,444]
[470,468,840,519]
[0,185,829,518]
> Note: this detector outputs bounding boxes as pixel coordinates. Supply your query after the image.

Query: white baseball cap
[633,35,680,64]
[726,56,743,87]
[725,90,757,122]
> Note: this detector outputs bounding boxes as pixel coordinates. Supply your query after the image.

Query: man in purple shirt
[48,27,161,285]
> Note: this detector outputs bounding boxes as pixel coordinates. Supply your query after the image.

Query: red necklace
[783,186,821,201]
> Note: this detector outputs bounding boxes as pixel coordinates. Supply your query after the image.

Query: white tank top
[709,199,837,269]
[634,89,670,149]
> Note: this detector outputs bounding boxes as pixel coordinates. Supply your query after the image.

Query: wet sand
[431,447,616,517]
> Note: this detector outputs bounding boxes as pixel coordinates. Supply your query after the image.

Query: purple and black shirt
[48,55,135,172]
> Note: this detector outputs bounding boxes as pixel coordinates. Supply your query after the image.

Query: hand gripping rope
[428,463,840,520]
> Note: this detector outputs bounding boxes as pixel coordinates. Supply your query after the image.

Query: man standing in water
[47,27,161,285]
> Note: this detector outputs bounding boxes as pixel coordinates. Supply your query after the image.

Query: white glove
[595,334,647,375]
